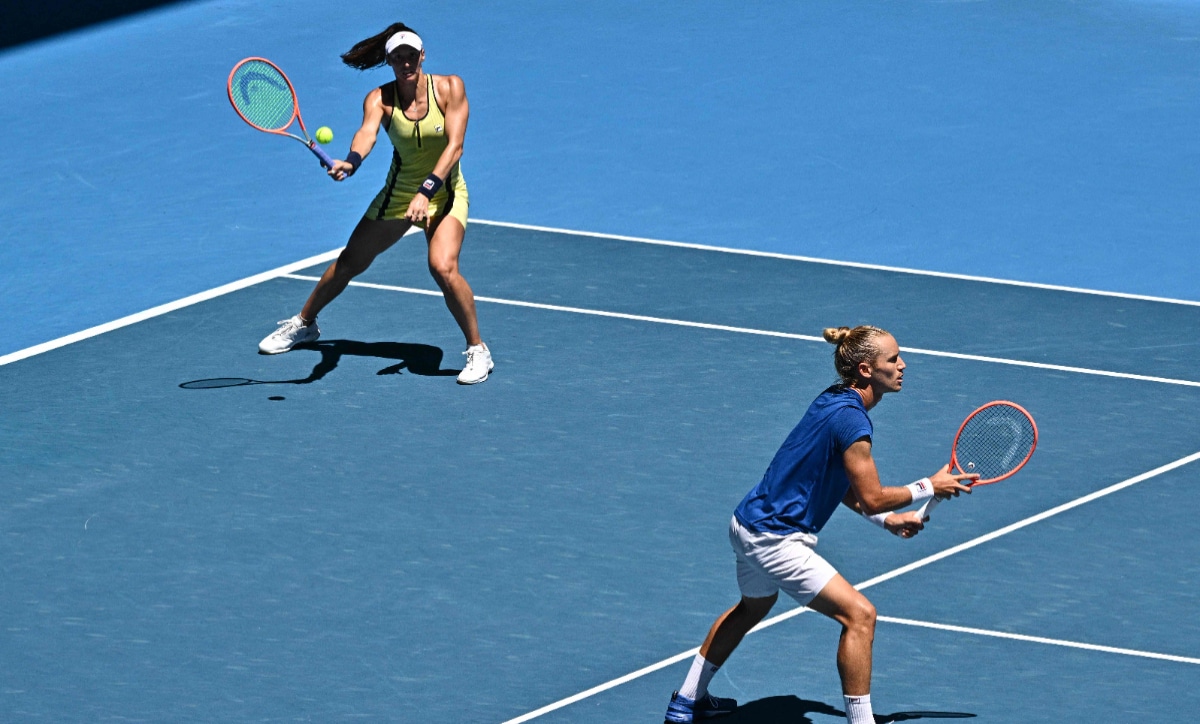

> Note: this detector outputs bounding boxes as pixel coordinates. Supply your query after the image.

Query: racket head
[951,401,1038,485]
[228,58,300,133]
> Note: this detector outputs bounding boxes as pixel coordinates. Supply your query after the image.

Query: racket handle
[307,141,334,169]
[918,496,941,520]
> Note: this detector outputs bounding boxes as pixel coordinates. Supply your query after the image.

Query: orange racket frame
[227,57,334,169]
[919,400,1038,519]
[951,400,1038,486]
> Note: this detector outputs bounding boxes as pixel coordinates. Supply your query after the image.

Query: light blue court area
[4,0,1200,358]
[2,224,1199,722]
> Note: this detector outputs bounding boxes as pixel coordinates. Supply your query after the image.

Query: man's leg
[807,574,878,723]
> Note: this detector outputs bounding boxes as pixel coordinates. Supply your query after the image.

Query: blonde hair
[822,325,890,386]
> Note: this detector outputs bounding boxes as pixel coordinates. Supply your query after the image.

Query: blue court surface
[4,1,1200,722]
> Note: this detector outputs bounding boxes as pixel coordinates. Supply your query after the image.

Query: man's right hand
[929,463,976,499]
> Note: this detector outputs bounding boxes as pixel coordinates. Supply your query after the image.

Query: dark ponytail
[341,22,417,70]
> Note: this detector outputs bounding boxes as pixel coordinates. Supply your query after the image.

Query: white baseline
[0,229,429,369]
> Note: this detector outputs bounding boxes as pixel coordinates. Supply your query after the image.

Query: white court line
[473,219,1200,308]
[0,228,440,369]
[499,449,1200,724]
[4,221,1198,369]
[283,274,1200,389]
[878,616,1200,666]
[0,247,336,368]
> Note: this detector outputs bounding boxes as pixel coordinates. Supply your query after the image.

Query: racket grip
[918,497,941,520]
[308,141,334,169]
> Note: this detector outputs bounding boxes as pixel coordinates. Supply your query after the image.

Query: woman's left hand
[405,194,430,223]
[327,160,355,182]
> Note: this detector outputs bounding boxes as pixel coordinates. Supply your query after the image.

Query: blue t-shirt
[734,386,874,535]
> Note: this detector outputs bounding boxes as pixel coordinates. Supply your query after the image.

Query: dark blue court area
[3,224,1199,722]
[4,0,1200,721]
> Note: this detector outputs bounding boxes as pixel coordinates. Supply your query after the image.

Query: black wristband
[345,151,363,174]
[418,173,444,199]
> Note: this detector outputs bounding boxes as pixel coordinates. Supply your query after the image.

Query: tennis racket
[918,401,1038,520]
[227,57,334,170]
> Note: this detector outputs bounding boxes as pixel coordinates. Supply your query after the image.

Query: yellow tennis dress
[365,74,469,229]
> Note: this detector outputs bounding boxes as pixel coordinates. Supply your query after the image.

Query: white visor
[385,31,423,55]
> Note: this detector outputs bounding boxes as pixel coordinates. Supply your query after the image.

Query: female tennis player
[663,325,975,724]
[258,23,493,385]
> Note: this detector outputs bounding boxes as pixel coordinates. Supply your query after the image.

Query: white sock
[678,655,720,700]
[844,694,874,724]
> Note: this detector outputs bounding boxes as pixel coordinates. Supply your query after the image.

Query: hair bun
[822,326,852,345]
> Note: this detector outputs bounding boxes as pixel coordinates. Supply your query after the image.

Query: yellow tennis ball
[315,126,333,144]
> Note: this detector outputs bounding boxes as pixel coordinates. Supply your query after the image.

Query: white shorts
[729,515,839,605]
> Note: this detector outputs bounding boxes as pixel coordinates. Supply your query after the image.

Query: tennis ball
[315,126,333,144]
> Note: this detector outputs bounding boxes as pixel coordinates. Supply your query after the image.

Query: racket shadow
[179,339,458,390]
[721,696,975,723]
[882,712,977,722]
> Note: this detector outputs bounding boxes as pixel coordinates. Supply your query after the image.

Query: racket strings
[953,405,1037,482]
[230,60,296,131]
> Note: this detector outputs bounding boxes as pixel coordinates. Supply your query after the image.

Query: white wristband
[904,478,934,505]
[864,511,890,529]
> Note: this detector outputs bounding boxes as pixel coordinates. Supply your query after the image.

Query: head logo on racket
[227,57,334,171]
[919,401,1038,520]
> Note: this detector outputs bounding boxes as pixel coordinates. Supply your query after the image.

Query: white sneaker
[457,343,494,385]
[258,315,320,354]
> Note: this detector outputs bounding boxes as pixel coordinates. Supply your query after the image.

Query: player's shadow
[297,339,461,380]
[179,340,458,389]
[722,696,976,724]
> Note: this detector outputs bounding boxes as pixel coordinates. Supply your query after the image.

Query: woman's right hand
[929,463,976,499]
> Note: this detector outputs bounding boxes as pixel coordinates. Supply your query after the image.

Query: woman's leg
[259,218,413,354]
[300,217,412,322]
[424,215,481,347]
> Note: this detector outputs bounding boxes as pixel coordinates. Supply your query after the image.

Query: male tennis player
[258,23,493,385]
[663,325,975,724]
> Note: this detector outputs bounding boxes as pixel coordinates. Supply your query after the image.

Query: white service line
[282,275,1200,389]
[878,616,1200,666]
[6,220,1198,369]
[472,219,1200,308]
[498,448,1200,724]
